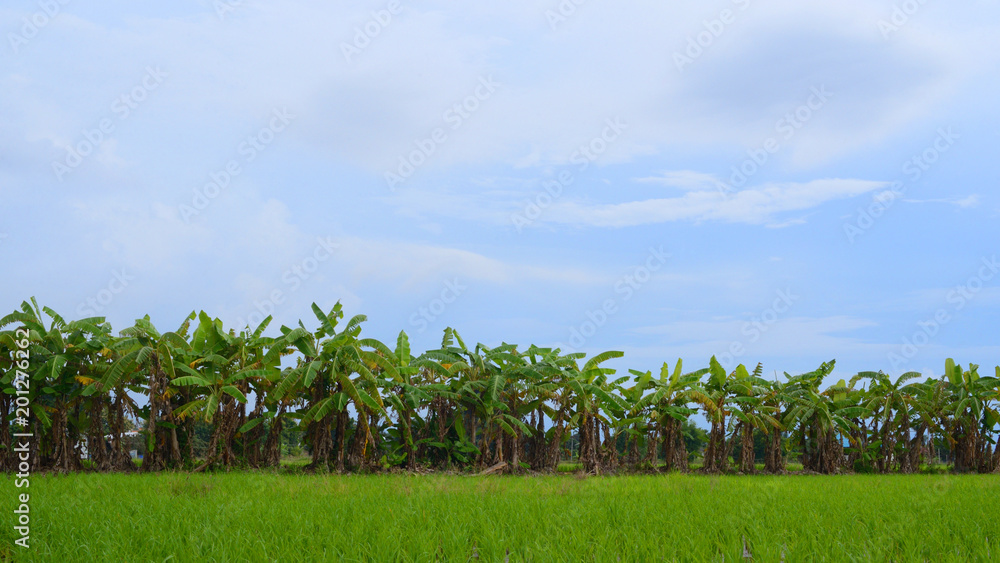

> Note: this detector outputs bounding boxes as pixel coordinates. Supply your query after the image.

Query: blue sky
[2,1,998,382]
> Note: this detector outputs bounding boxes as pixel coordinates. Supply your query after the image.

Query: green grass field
[2,473,998,562]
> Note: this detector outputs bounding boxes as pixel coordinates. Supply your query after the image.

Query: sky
[2,0,999,383]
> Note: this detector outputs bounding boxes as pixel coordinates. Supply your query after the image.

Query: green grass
[556,461,810,473]
[556,461,581,472]
[2,473,998,562]
[278,455,313,469]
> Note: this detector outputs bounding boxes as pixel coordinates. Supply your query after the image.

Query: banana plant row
[1,298,998,475]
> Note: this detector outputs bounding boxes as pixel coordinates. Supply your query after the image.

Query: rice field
[2,473,998,562]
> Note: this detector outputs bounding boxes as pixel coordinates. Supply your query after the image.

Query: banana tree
[234,318,284,469]
[289,303,394,472]
[0,321,23,471]
[784,361,866,474]
[759,375,797,474]
[516,346,583,471]
[1,301,109,472]
[901,377,951,472]
[103,314,193,471]
[423,328,491,462]
[857,370,922,473]
[689,356,731,473]
[636,360,705,472]
[617,369,656,470]
[1,301,56,472]
[60,315,116,472]
[563,350,625,474]
[379,331,431,470]
[942,359,998,472]
[727,363,778,474]
[171,312,280,471]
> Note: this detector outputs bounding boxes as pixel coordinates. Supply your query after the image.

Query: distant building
[80,431,144,460]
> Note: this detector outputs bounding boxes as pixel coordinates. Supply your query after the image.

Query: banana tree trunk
[604,422,619,472]
[952,421,978,473]
[51,402,78,473]
[661,418,676,472]
[580,411,598,474]
[144,357,181,471]
[244,397,266,468]
[509,427,521,471]
[87,396,110,472]
[627,434,640,468]
[0,393,11,473]
[815,427,843,475]
[641,428,655,470]
[194,426,221,473]
[263,405,285,468]
[332,409,347,472]
[349,409,375,470]
[528,409,541,470]
[992,438,1000,474]
[764,427,784,474]
[739,422,755,474]
[265,416,282,468]
[703,415,727,473]
[435,399,450,469]
[401,404,416,471]
[673,430,689,472]
[463,409,477,452]
[108,391,134,471]
[878,420,894,474]
[546,407,567,471]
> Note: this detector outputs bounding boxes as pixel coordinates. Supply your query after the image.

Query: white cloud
[2,0,998,375]
[623,315,885,365]
[764,217,809,229]
[541,178,888,228]
[335,237,608,289]
[635,170,721,190]
[903,195,981,208]
[3,0,993,181]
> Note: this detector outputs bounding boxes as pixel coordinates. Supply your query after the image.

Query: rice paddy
[2,472,997,562]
